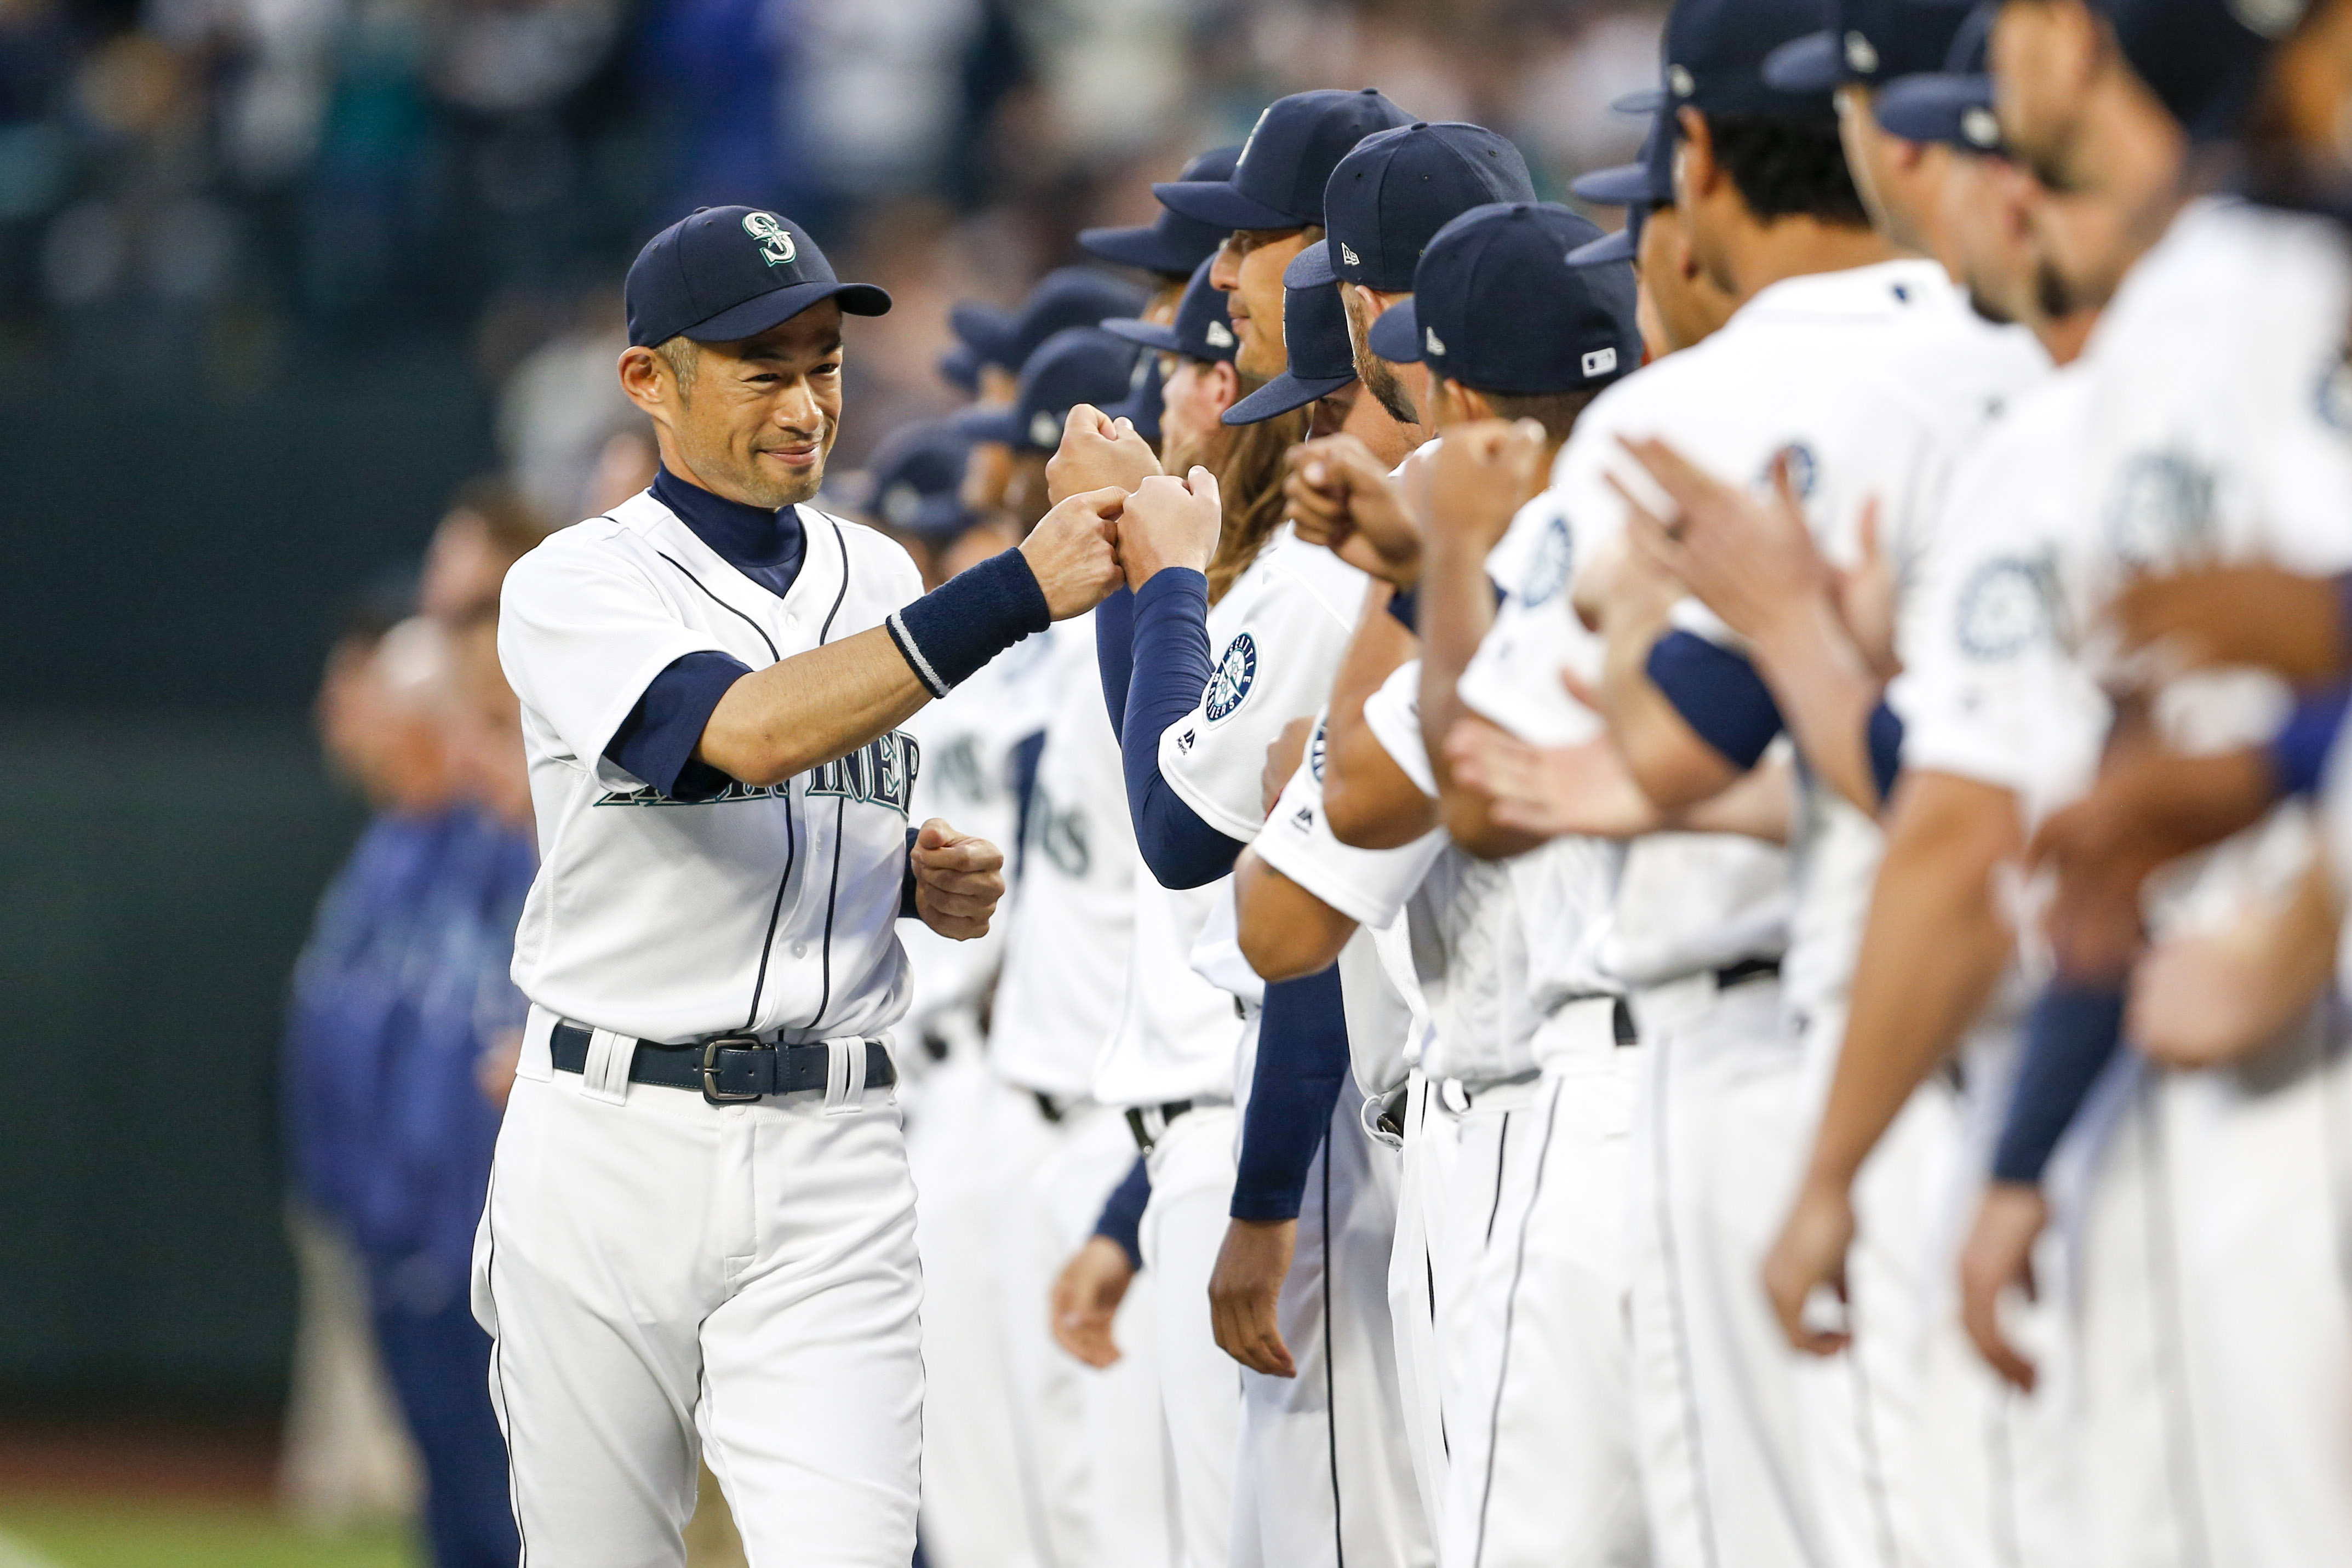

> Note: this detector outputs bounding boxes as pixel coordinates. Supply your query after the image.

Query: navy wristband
[887,547,1052,697]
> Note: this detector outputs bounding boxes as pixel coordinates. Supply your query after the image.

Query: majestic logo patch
[1581,346,1617,378]
[742,211,797,268]
[1520,513,1574,606]
[1954,556,2053,660]
[1205,319,1236,350]
[1205,633,1258,721]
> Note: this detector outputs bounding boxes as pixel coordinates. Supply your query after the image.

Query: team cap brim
[680,279,891,344]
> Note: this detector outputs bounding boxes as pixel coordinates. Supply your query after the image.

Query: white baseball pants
[1231,1090,1432,1568]
[1389,1071,1456,1544]
[1142,1103,1244,1568]
[473,1059,923,1568]
[1434,1026,1649,1568]
[995,1091,1172,1568]
[2071,1009,2352,1568]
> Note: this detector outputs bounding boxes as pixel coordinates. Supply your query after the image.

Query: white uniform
[1092,530,1366,1568]
[1555,257,2043,1568]
[482,490,936,1567]
[985,618,1174,1568]
[1922,197,2352,1568]
[1420,485,1649,1568]
[1253,707,1445,1564]
[898,623,1068,1568]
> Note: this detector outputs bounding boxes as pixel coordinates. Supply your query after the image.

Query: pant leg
[373,1287,520,1568]
[1439,1060,1646,1568]
[1388,1074,1450,1547]
[473,1075,717,1568]
[697,1093,926,1568]
[1142,1105,1242,1568]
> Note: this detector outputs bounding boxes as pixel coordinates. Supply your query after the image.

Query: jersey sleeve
[1254,709,1446,930]
[1361,659,1439,798]
[1158,547,1369,842]
[1457,488,1609,747]
[497,536,740,789]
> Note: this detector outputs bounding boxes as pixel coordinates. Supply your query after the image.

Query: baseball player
[1083,143,1246,308]
[1515,1,2046,1562]
[476,205,1127,1567]
[1915,3,2352,1560]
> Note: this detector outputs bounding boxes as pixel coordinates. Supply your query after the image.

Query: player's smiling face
[665,301,846,511]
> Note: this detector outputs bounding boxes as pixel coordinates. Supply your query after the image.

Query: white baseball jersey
[1096,533,1367,1107]
[1254,705,1446,1096]
[989,618,1137,1099]
[896,617,1068,1045]
[497,490,926,1044]
[1559,259,2043,1013]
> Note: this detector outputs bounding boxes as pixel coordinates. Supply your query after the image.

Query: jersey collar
[1735,256,1954,324]
[651,464,804,573]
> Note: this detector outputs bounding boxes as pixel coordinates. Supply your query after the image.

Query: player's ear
[1675,107,1716,202]
[1445,379,1492,424]
[618,345,672,417]
[1206,359,1242,417]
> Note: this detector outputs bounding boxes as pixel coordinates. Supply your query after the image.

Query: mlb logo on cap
[1582,347,1618,377]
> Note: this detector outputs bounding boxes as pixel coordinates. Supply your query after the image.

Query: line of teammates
[845,0,2352,1564]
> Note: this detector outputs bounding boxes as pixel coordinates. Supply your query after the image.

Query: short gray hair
[654,335,700,398]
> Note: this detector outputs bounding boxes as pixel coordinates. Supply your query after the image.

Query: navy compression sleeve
[1096,584,1136,742]
[1231,966,1352,1223]
[2268,684,2351,798]
[1646,630,1786,770]
[1867,700,1905,805]
[1121,568,1246,888]
[606,650,756,800]
[1092,1156,1152,1271]
[1989,981,2127,1184]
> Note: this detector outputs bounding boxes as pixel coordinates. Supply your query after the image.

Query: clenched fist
[1118,466,1224,589]
[1047,403,1162,505]
[1020,485,1129,619]
[910,819,1005,940]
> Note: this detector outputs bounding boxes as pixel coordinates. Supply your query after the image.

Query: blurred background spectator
[0,2,1659,1562]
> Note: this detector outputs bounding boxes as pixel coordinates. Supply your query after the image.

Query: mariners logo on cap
[1425,326,1447,357]
[1205,633,1258,720]
[1843,31,1879,75]
[1206,319,1236,350]
[742,211,797,268]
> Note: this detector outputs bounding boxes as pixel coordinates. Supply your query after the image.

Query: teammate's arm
[2129,852,2342,1068]
[1236,850,1359,982]
[696,487,1128,785]
[1321,587,1434,850]
[1416,422,1552,860]
[1762,770,2024,1352]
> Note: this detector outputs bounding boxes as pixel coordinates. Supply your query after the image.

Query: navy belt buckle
[701,1034,771,1105]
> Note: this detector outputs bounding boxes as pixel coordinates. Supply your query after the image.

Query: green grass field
[0,1501,420,1568]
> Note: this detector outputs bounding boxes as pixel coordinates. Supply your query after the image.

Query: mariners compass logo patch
[742,211,797,268]
[1205,633,1258,721]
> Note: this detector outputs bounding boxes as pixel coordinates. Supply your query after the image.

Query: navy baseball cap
[1572,105,1674,209]
[1223,284,1357,425]
[1567,209,1643,266]
[1100,351,1166,446]
[2092,0,2305,141]
[861,421,979,544]
[626,206,890,348]
[1101,257,1238,364]
[1662,0,1842,122]
[1874,4,2000,151]
[1155,89,1415,232]
[1368,203,1641,396]
[1761,0,1970,95]
[1081,145,1244,276]
[954,328,1143,453]
[947,267,1149,380]
[1284,122,1538,291]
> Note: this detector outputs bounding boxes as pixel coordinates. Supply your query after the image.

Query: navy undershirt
[1232,966,1352,1222]
[1109,569,1247,889]
[604,467,807,799]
